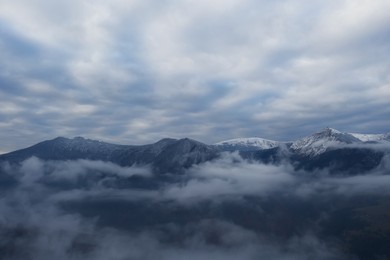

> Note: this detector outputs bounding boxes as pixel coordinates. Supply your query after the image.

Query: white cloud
[0,0,389,151]
[163,153,295,202]
[6,152,390,259]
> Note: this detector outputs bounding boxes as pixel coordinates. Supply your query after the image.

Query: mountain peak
[156,138,177,143]
[177,137,198,142]
[151,138,219,174]
[319,127,342,135]
[52,136,89,143]
[52,136,69,141]
[291,128,361,156]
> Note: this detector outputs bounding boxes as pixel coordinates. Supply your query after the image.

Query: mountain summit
[290,127,362,156]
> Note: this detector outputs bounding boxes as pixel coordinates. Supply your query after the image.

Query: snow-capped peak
[291,128,361,157]
[322,127,341,135]
[214,137,280,151]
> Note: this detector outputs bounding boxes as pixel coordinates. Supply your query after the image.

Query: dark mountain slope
[0,137,128,163]
[0,137,219,174]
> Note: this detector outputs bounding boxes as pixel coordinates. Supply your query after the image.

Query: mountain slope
[153,138,220,173]
[350,133,390,142]
[0,137,129,163]
[0,137,219,174]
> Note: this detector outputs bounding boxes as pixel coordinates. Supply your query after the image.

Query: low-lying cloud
[1,153,390,259]
[162,153,295,202]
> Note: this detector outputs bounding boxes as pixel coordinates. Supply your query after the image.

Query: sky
[1,0,390,153]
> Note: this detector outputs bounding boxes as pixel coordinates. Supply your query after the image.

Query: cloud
[0,0,390,152]
[4,152,390,202]
[12,157,151,191]
[4,153,390,259]
[163,153,295,202]
[0,184,349,260]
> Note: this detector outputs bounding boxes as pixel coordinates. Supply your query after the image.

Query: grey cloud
[0,189,349,260]
[4,154,390,259]
[0,0,389,154]
[13,157,151,190]
[162,155,390,206]
[295,155,390,197]
[5,152,390,203]
[162,153,295,202]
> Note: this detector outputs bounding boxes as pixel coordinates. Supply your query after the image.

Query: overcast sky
[1,0,389,153]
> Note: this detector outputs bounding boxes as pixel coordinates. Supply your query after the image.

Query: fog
[1,153,390,259]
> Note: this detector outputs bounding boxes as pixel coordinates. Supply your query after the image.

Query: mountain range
[1,127,390,259]
[1,127,389,175]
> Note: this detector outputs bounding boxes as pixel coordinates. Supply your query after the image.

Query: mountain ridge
[1,127,389,175]
[214,137,284,151]
[0,136,220,174]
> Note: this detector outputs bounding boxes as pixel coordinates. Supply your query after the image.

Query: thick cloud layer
[1,154,390,259]
[1,0,390,153]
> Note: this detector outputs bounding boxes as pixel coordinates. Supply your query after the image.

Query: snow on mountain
[214,137,281,151]
[2,128,389,169]
[291,128,362,157]
[350,133,390,142]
